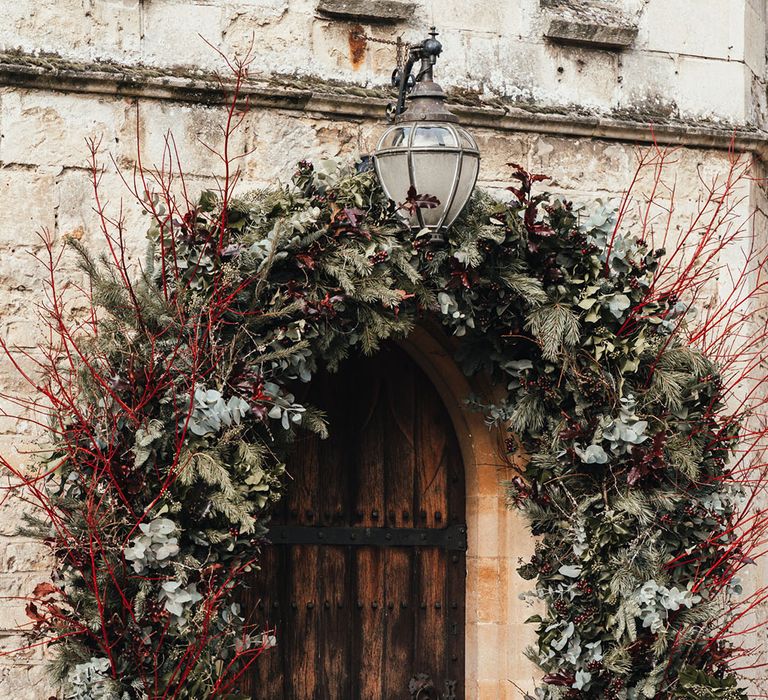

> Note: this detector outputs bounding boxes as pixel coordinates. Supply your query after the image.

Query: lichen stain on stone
[348,24,367,70]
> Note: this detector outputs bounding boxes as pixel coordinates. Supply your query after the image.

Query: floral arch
[2,148,762,700]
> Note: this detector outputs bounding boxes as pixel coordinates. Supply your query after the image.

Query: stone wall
[1,0,766,125]
[1,0,767,697]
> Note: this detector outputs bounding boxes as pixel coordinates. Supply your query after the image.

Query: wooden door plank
[282,377,322,699]
[382,547,414,700]
[354,547,385,699]
[381,348,418,698]
[284,398,321,528]
[240,544,285,699]
[355,371,385,529]
[414,547,447,687]
[314,364,353,699]
[445,419,466,526]
[316,546,351,700]
[316,364,352,528]
[382,349,416,530]
[285,544,319,700]
[443,429,467,695]
[445,549,466,697]
[414,367,449,530]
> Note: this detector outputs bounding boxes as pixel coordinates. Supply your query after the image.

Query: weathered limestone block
[0,602,30,633]
[316,0,415,24]
[128,98,249,177]
[0,575,52,607]
[638,0,746,61]
[527,135,633,192]
[0,364,46,434]
[545,17,637,49]
[541,0,639,49]
[224,1,316,72]
[0,660,54,698]
[466,130,531,184]
[0,89,128,168]
[744,0,767,75]
[0,0,142,64]
[0,169,57,248]
[54,168,147,256]
[142,3,225,70]
[619,50,749,123]
[2,542,51,574]
[227,0,292,28]
[0,498,32,539]
[242,109,362,183]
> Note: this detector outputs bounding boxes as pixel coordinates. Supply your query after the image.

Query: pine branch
[525,303,581,360]
[500,271,548,306]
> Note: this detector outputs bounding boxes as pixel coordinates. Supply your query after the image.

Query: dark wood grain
[444,430,466,698]
[317,546,349,699]
[355,546,385,698]
[415,365,449,531]
[287,545,319,699]
[241,545,285,699]
[383,547,414,698]
[415,547,446,686]
[315,368,353,700]
[245,345,466,698]
[381,352,417,699]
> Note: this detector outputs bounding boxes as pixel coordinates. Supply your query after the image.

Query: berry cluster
[573,605,597,625]
[605,675,625,700]
[143,597,169,624]
[368,250,388,265]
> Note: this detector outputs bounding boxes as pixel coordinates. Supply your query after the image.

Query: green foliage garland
[10,156,755,700]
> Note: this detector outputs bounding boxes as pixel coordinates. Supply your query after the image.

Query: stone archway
[398,323,539,699]
[241,321,538,699]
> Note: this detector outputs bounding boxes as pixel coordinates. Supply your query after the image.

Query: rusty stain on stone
[348,24,367,69]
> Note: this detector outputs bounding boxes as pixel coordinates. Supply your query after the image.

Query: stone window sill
[541,0,639,50]
[316,0,415,24]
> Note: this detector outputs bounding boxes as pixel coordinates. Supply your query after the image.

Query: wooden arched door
[243,345,467,699]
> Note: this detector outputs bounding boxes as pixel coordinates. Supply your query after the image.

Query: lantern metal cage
[374,121,480,233]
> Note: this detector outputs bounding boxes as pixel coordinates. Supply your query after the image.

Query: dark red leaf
[25,602,46,627]
[400,186,440,215]
[295,253,316,270]
[543,671,575,687]
[32,582,59,599]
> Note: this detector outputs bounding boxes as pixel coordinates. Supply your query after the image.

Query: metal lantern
[373,28,480,237]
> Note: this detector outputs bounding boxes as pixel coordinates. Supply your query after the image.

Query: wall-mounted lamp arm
[388,27,443,121]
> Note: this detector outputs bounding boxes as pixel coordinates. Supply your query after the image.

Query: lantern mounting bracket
[388,27,446,122]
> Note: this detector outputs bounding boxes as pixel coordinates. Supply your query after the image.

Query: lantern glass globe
[374,121,480,233]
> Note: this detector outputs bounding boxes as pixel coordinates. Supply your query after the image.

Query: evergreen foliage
[11,156,756,700]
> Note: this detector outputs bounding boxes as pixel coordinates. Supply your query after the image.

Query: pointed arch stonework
[245,320,539,699]
[399,323,539,699]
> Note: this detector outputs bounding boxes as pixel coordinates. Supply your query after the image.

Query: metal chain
[351,32,411,68]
